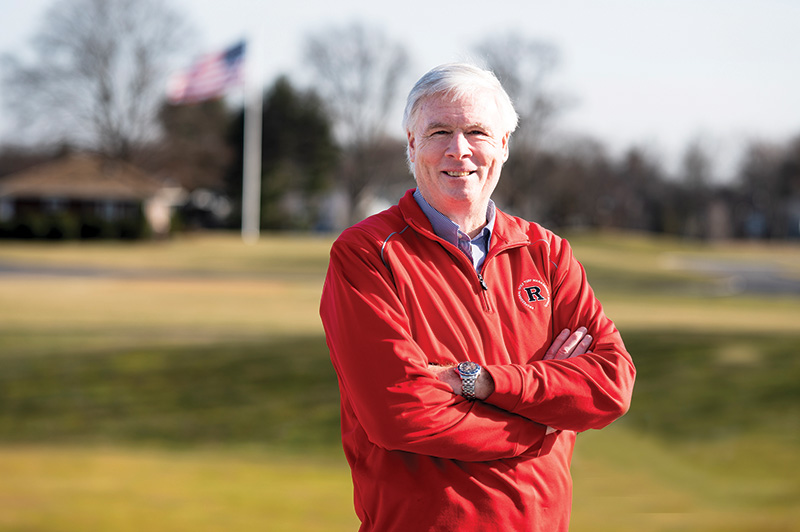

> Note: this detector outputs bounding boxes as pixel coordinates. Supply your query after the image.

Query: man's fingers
[427,364,461,394]
[544,327,592,361]
[573,333,593,357]
[556,327,587,360]
[543,329,572,360]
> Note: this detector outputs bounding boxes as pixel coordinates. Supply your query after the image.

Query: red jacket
[320,189,635,532]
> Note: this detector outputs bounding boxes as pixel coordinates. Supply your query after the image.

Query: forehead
[415,91,502,131]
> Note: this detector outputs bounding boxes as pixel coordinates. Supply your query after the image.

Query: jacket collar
[412,188,495,247]
[399,188,530,249]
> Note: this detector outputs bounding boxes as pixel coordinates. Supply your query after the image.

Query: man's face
[407,91,510,221]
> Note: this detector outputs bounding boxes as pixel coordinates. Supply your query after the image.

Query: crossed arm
[429,327,595,436]
[430,327,594,400]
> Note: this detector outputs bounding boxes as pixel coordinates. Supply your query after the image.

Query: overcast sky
[2,0,798,179]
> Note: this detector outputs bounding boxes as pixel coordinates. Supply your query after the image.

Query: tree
[303,22,410,221]
[225,76,339,230]
[474,33,562,149]
[736,139,797,239]
[157,99,233,190]
[472,34,566,220]
[1,0,192,161]
[677,138,716,238]
[0,144,59,178]
[681,138,715,191]
[614,147,669,233]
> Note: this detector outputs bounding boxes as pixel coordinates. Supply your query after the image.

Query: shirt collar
[413,188,495,246]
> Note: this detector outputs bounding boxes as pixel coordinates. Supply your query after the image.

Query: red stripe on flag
[167,41,245,104]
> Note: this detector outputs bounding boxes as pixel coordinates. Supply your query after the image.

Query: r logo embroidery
[517,278,551,310]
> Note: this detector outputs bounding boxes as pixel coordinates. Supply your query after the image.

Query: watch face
[458,361,481,376]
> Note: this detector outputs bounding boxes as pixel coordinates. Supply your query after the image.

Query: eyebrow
[423,122,490,133]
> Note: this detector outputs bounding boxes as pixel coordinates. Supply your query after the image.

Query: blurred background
[0,1,798,531]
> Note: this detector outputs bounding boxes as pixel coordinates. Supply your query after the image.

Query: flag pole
[241,37,262,244]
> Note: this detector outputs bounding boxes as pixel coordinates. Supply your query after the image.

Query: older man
[320,63,635,532]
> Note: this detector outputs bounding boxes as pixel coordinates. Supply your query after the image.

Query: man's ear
[502,132,510,163]
[407,130,416,163]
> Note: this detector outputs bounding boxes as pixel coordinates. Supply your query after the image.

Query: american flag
[167,41,246,104]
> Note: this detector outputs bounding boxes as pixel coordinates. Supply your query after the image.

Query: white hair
[402,63,519,135]
[402,63,518,174]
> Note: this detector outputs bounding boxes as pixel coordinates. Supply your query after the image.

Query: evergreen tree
[226,76,339,230]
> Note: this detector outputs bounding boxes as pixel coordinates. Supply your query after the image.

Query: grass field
[0,231,798,531]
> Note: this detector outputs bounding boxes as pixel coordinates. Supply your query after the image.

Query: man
[320,63,635,532]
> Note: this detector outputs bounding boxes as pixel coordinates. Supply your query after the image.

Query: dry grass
[0,276,324,356]
[1,428,796,532]
[0,445,358,532]
[604,294,800,334]
[571,428,800,532]
[0,233,332,356]
[0,232,335,275]
[1,231,798,531]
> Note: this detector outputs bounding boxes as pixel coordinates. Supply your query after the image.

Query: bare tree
[677,138,714,237]
[303,22,410,221]
[737,140,791,239]
[474,34,562,149]
[1,0,192,161]
[681,137,715,190]
[472,34,565,220]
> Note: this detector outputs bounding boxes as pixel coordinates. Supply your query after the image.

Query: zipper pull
[477,272,488,291]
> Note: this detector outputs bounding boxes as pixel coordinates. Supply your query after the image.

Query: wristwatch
[456,361,482,400]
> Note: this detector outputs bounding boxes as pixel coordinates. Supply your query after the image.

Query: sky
[1,0,799,180]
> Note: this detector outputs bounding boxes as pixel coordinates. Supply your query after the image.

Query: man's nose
[445,132,472,158]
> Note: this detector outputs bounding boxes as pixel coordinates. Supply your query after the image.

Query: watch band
[461,373,478,400]
[457,361,481,400]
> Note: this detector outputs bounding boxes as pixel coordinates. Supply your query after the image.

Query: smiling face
[407,91,510,235]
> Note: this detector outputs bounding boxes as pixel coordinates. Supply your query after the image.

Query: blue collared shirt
[413,188,495,273]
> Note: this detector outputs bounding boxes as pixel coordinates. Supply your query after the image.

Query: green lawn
[0,231,798,531]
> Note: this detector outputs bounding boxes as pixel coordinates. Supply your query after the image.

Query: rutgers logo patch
[517,278,551,309]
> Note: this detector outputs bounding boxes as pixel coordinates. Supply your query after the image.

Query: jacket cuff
[483,364,526,414]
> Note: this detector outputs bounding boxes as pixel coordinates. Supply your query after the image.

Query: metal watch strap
[461,373,478,400]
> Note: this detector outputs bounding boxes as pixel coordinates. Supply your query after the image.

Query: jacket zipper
[476,271,492,312]
[476,272,488,291]
[476,241,530,313]
[409,218,527,313]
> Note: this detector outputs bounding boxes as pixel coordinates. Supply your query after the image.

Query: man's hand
[429,327,592,401]
[428,363,495,400]
[429,364,461,393]
[543,327,593,361]
[543,327,593,433]
[542,327,594,434]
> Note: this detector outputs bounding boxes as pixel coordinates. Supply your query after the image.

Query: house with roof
[0,154,185,239]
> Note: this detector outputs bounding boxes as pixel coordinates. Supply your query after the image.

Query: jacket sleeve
[320,229,548,461]
[483,234,636,432]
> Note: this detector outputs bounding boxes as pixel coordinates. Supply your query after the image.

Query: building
[0,154,185,239]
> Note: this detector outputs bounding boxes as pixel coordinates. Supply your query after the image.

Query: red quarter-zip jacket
[320,189,635,532]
